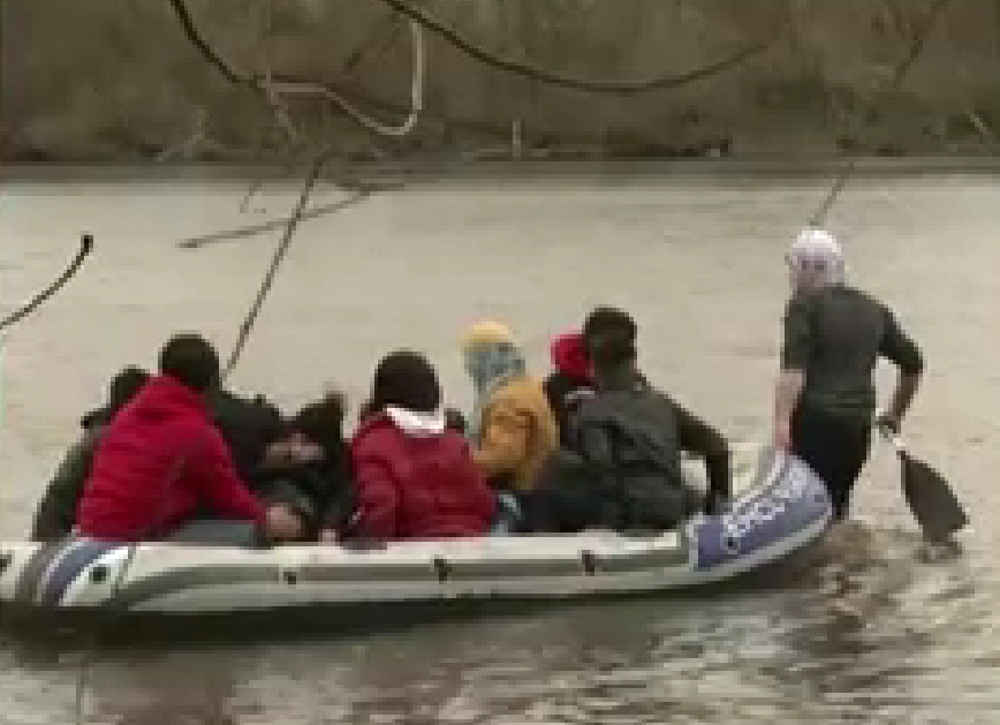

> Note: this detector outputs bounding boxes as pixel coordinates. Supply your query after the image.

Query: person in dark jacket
[543,331,595,446]
[527,308,732,533]
[75,333,303,545]
[253,391,352,540]
[31,366,150,542]
[208,387,284,483]
[773,229,924,519]
[323,350,494,542]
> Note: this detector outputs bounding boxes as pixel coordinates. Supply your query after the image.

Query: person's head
[461,320,526,393]
[108,366,150,413]
[787,228,845,294]
[587,326,638,383]
[290,391,347,459]
[580,307,639,384]
[582,306,636,357]
[368,350,441,415]
[158,333,221,394]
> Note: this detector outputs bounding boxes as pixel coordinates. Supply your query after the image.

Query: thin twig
[342,12,404,78]
[808,0,954,227]
[179,190,380,249]
[966,109,998,149]
[892,0,952,86]
[224,149,343,377]
[165,0,426,139]
[254,0,300,147]
[238,10,407,213]
[0,234,94,331]
[155,108,208,162]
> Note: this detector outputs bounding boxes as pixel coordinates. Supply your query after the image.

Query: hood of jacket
[385,406,446,437]
[550,332,591,383]
[124,375,209,424]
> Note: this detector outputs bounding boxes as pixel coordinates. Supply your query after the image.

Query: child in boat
[252,392,352,540]
[323,350,494,542]
[208,387,284,482]
[75,333,303,545]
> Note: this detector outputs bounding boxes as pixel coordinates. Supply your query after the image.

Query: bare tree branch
[809,0,955,227]
[365,0,779,95]
[166,0,425,140]
[892,0,952,85]
[165,0,778,103]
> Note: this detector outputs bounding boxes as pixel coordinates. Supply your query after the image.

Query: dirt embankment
[3,0,1000,163]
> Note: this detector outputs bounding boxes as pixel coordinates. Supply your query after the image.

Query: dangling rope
[807,0,953,228]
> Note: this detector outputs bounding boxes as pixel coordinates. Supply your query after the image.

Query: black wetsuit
[781,285,924,517]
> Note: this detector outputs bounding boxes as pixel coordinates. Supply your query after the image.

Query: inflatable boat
[0,451,831,629]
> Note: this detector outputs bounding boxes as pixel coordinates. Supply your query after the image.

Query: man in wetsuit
[773,229,924,519]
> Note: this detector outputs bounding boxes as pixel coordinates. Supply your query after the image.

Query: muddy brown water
[0,170,997,723]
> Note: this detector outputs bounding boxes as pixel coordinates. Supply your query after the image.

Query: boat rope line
[807,0,953,228]
[0,234,94,332]
[222,148,344,378]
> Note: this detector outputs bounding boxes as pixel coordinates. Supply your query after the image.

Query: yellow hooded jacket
[474,375,558,492]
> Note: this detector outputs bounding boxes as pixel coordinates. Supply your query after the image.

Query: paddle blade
[899,451,968,542]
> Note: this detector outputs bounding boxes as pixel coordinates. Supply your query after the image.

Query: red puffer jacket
[76,375,266,541]
[350,409,495,540]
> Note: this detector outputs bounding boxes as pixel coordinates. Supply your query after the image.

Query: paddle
[878,423,968,543]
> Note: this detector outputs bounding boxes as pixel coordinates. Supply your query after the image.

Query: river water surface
[0,170,996,723]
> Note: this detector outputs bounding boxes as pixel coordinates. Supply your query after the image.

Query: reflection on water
[1,173,997,723]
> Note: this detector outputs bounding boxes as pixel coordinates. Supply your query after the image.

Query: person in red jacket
[75,333,302,545]
[326,350,495,542]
